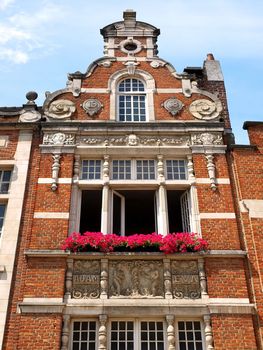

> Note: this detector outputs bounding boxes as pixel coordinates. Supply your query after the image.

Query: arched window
[118,78,146,122]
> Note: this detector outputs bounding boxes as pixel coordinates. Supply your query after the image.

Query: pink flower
[61,232,208,254]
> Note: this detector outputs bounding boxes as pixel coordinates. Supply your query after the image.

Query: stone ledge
[24,249,247,259]
[18,298,255,316]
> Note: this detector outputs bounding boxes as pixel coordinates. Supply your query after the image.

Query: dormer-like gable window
[118,78,146,122]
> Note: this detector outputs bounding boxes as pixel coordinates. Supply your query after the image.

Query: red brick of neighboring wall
[212,314,257,349]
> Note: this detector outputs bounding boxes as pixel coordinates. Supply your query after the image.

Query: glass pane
[188,342,195,350]
[81,343,87,350]
[179,344,186,350]
[194,322,201,330]
[196,343,203,350]
[186,322,192,330]
[3,171,11,181]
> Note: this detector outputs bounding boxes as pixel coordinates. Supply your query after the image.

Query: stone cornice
[24,249,247,259]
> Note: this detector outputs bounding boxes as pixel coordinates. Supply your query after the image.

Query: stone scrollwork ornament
[82,98,103,117]
[19,110,41,123]
[189,99,222,120]
[45,99,76,120]
[162,98,184,116]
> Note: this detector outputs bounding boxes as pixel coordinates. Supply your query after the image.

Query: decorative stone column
[64,259,73,301]
[101,155,110,234]
[198,258,207,296]
[69,155,81,233]
[158,185,169,235]
[100,259,108,299]
[98,315,107,350]
[51,153,61,191]
[163,259,172,299]
[61,315,70,350]
[189,185,201,234]
[187,155,195,182]
[203,315,214,349]
[206,154,217,191]
[166,315,175,350]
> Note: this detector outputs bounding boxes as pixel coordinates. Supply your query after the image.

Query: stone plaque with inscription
[72,260,100,299]
[171,261,200,299]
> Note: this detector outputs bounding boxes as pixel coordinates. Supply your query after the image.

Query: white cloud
[0,0,14,11]
[0,48,28,63]
[0,1,67,64]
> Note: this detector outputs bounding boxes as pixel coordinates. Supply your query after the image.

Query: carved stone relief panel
[162,98,184,116]
[109,260,164,298]
[191,133,223,145]
[171,260,200,299]
[81,98,103,116]
[45,99,76,120]
[189,99,222,120]
[43,132,75,146]
[72,260,100,299]
[79,134,190,147]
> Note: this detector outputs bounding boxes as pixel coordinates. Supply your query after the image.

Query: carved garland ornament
[191,133,223,145]
[81,98,103,116]
[43,133,75,146]
[45,99,76,120]
[81,134,190,147]
[162,98,184,116]
[189,99,222,120]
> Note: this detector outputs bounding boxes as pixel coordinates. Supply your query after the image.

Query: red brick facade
[0,9,262,350]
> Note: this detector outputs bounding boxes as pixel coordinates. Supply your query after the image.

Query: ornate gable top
[100,9,160,38]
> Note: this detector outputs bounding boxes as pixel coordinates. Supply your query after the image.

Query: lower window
[72,321,97,350]
[177,321,203,350]
[71,320,203,350]
[110,320,165,350]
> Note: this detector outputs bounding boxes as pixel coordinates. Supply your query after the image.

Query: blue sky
[0,0,262,144]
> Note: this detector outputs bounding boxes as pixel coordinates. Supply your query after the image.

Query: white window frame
[108,319,166,350]
[108,69,156,122]
[176,319,205,350]
[81,160,102,180]
[165,160,187,180]
[110,159,156,181]
[117,78,147,122]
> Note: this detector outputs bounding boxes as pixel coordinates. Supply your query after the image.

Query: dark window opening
[167,190,185,233]
[113,190,156,236]
[80,190,102,233]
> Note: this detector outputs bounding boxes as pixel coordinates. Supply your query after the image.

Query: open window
[79,190,102,233]
[111,190,157,236]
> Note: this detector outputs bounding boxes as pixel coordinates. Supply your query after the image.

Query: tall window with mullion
[118,78,146,122]
[0,170,11,193]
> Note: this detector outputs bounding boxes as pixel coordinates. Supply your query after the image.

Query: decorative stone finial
[207,53,215,61]
[25,91,38,105]
[123,9,136,27]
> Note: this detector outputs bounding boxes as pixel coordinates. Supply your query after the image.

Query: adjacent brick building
[0,10,262,350]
